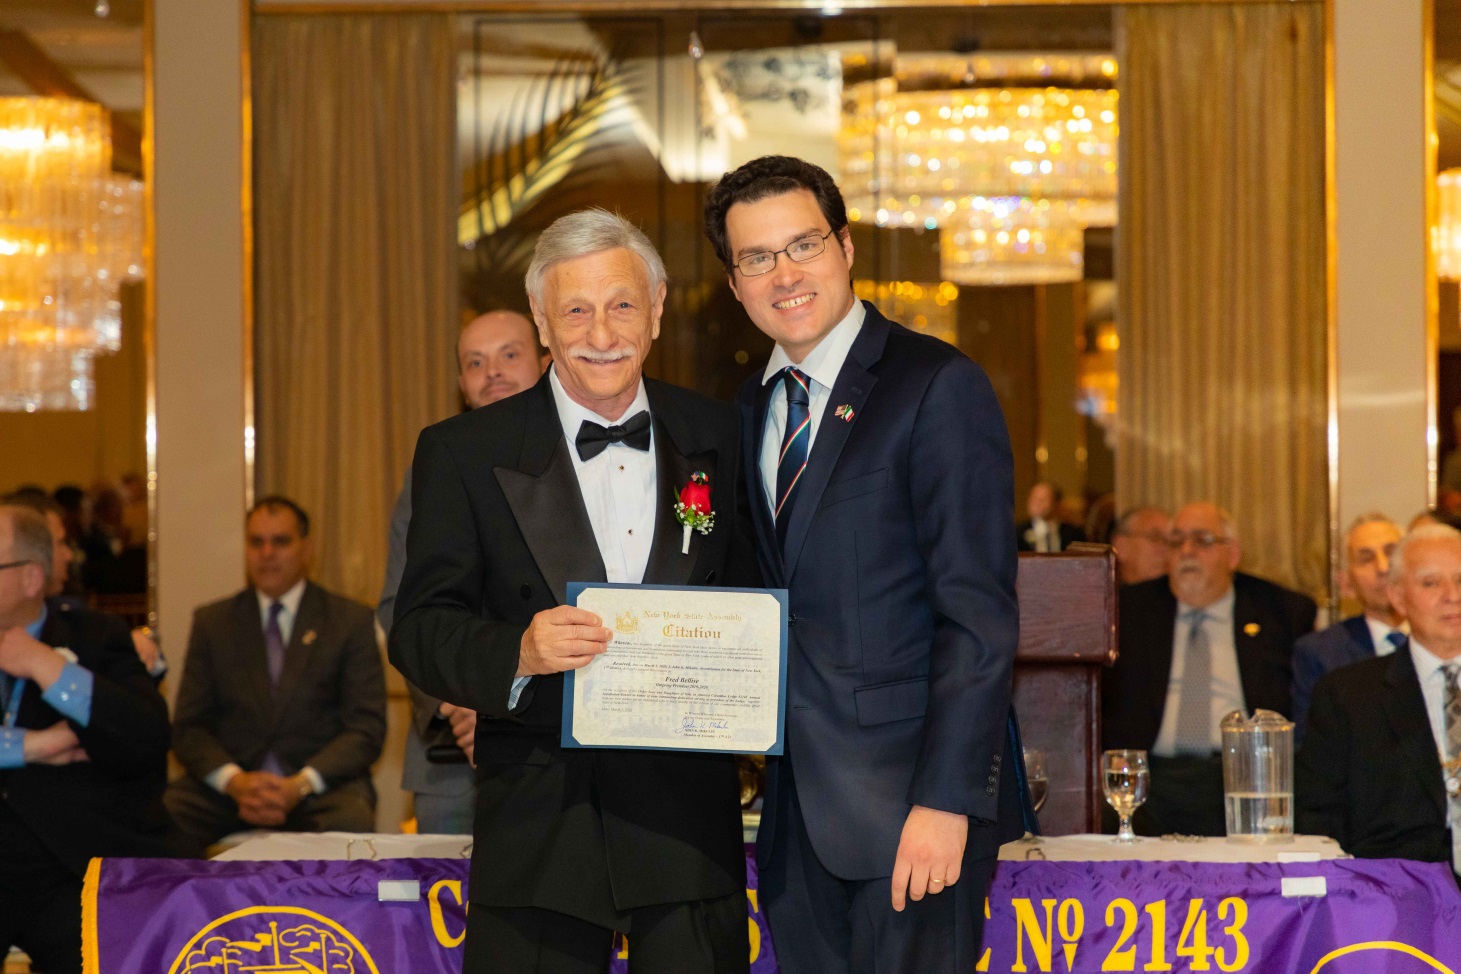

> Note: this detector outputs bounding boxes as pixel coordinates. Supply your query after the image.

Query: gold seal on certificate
[562,583,788,755]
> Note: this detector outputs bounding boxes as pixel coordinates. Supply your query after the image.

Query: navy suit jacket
[1292,616,1376,742]
[737,303,1025,881]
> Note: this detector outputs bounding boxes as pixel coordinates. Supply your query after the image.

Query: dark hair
[703,155,850,270]
[248,495,311,538]
[52,485,86,513]
[2,489,61,519]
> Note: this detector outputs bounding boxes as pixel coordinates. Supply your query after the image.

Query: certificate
[561,582,788,755]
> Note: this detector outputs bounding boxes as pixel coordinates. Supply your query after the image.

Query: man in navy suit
[1292,513,1405,741]
[705,155,1025,974]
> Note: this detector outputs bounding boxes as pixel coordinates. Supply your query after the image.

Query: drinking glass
[1023,748,1048,813]
[1102,749,1150,844]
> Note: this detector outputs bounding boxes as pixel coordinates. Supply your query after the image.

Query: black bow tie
[575,410,651,461]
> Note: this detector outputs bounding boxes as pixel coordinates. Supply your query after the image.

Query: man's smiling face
[724,188,856,364]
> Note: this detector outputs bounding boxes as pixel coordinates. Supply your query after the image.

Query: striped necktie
[774,367,812,548]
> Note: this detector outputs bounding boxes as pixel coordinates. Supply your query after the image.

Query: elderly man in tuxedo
[1298,523,1461,877]
[1103,501,1317,835]
[706,155,1026,974]
[0,505,171,973]
[391,208,757,974]
[378,309,548,835]
[1292,513,1405,740]
[166,497,386,854]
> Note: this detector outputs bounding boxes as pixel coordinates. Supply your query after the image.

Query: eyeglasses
[1166,530,1230,550]
[0,560,33,572]
[732,229,837,277]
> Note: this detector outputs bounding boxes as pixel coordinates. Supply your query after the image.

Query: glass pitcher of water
[1220,709,1294,843]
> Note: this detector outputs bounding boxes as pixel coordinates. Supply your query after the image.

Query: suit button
[985,785,996,796]
[705,570,717,584]
[993,755,1002,766]
[520,584,533,599]
[788,613,798,628]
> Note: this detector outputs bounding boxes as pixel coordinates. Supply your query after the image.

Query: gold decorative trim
[241,0,256,509]
[143,0,158,630]
[1323,0,1340,613]
[1425,0,1439,509]
[255,0,1320,11]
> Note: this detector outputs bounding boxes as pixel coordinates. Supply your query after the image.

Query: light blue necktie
[1173,609,1212,754]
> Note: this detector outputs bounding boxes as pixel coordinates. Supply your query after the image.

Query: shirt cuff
[206,763,244,793]
[40,662,93,727]
[147,652,168,679]
[508,676,531,710]
[301,766,326,795]
[0,728,23,769]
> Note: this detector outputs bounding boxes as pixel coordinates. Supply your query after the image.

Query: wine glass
[1023,747,1048,814]
[1102,749,1149,844]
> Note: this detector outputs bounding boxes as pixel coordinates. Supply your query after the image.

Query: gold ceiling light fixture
[839,53,1118,286]
[0,97,143,412]
[1435,168,1461,283]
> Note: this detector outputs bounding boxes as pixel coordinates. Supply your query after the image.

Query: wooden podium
[1013,545,1117,835]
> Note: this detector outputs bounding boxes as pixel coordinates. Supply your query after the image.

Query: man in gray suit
[166,496,386,854]
[378,310,547,833]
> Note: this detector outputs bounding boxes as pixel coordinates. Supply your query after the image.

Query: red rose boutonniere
[675,471,715,554]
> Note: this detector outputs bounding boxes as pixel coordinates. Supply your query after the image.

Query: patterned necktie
[1173,609,1212,754]
[1443,664,1461,764]
[774,367,811,548]
[265,601,286,689]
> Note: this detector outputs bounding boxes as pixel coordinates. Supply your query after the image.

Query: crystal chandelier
[0,97,143,411]
[1436,168,1461,282]
[839,54,1117,285]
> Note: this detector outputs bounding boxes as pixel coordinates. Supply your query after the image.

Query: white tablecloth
[998,832,1346,862]
[212,831,472,861]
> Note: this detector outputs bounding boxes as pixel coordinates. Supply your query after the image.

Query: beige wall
[1334,0,1433,542]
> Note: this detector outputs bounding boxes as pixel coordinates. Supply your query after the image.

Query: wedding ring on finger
[929,878,946,889]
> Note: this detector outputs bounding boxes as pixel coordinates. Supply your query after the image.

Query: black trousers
[163,774,376,856]
[759,762,997,974]
[0,806,82,974]
[463,893,749,974]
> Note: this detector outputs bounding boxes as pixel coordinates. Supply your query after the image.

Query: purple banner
[980,858,1461,973]
[82,850,777,974]
[85,851,1461,973]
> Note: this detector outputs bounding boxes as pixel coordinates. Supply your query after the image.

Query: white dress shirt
[758,298,866,512]
[1029,517,1059,553]
[1153,586,1246,756]
[509,368,657,707]
[1407,638,1461,873]
[1367,616,1407,657]
[208,579,326,795]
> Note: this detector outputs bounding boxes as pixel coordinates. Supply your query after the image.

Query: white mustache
[571,346,634,363]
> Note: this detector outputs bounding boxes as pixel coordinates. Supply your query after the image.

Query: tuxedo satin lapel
[780,312,887,582]
[272,583,324,721]
[493,423,601,604]
[1384,649,1447,817]
[237,590,273,715]
[643,411,711,587]
[745,378,783,585]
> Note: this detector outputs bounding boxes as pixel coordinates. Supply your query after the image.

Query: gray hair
[524,209,667,307]
[0,504,52,581]
[1390,523,1461,581]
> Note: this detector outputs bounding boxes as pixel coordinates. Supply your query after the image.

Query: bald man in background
[378,310,548,834]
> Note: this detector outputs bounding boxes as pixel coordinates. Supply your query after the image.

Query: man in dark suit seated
[1292,513,1405,741]
[1016,481,1086,553]
[1102,501,1317,835]
[0,505,171,974]
[1298,524,1461,878]
[1111,506,1171,587]
[165,496,386,855]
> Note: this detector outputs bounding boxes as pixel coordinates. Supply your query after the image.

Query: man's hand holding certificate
[562,583,787,755]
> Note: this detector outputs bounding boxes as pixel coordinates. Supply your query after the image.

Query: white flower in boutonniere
[674,471,716,555]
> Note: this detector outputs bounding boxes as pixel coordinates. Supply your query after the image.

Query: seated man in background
[1298,524,1461,878]
[166,496,385,855]
[0,505,171,974]
[1292,513,1405,741]
[1103,501,1316,835]
[1016,481,1086,553]
[378,309,548,834]
[1111,505,1171,586]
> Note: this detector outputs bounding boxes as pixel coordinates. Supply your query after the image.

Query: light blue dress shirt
[0,605,95,769]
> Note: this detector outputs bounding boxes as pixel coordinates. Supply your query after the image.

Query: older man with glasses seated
[1101,502,1317,836]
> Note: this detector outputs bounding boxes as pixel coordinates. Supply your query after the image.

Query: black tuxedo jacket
[172,582,386,789]
[390,373,759,926]
[0,600,171,875]
[1297,648,1453,870]
[736,304,1026,880]
[1102,572,1318,750]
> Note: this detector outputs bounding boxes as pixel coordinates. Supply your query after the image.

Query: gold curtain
[253,15,458,605]
[1115,3,1327,597]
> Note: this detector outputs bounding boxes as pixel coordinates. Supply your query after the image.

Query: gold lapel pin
[302,630,317,646]
[834,404,855,422]
[1243,623,1261,637]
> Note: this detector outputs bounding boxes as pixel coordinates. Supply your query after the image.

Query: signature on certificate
[678,713,731,735]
